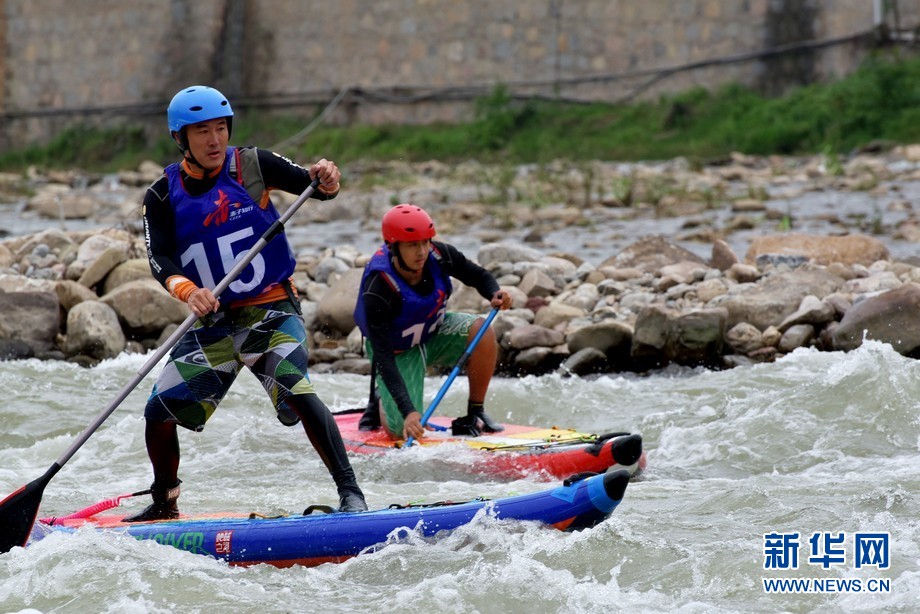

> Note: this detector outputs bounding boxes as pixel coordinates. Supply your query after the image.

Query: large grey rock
[667,307,728,367]
[446,280,491,312]
[478,241,544,267]
[12,228,76,259]
[711,239,740,271]
[777,295,836,332]
[560,347,609,376]
[513,346,556,373]
[313,256,350,285]
[0,339,35,360]
[100,279,189,335]
[502,324,565,351]
[724,322,765,355]
[631,304,671,369]
[843,271,902,294]
[0,275,60,353]
[65,300,126,359]
[745,233,889,266]
[557,283,600,311]
[533,302,585,329]
[716,269,844,330]
[600,235,707,273]
[778,324,815,353]
[55,279,99,310]
[832,283,920,355]
[519,268,556,298]
[658,261,709,284]
[567,320,633,357]
[77,245,129,289]
[330,357,372,375]
[316,268,365,336]
[0,243,12,268]
[632,304,727,368]
[102,258,153,294]
[569,319,633,369]
[66,234,131,281]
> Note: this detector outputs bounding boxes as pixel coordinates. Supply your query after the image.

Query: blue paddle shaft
[404,307,499,448]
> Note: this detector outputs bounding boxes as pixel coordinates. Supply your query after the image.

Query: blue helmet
[166,85,234,135]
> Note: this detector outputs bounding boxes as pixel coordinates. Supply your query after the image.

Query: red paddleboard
[334,410,646,480]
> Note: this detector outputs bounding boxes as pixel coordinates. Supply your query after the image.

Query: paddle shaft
[0,178,319,552]
[403,307,499,448]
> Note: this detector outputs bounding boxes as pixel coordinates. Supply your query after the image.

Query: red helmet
[381,204,436,243]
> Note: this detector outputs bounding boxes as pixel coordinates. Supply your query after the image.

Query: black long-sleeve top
[359,241,500,416]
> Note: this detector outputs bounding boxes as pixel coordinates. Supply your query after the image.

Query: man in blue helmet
[128,85,367,521]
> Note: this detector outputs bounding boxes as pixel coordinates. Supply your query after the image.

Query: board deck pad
[334,411,646,480]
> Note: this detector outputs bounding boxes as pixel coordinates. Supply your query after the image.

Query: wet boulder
[832,283,920,356]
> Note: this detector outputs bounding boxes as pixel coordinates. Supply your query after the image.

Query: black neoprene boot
[451,415,481,436]
[338,488,368,513]
[336,471,368,513]
[358,400,380,431]
[124,480,181,522]
[360,365,382,431]
[468,402,505,433]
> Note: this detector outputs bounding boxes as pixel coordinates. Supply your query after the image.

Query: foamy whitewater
[1,341,918,613]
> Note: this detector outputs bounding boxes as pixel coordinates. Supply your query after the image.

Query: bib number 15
[180,227,265,294]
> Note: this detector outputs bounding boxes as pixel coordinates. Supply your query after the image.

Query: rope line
[268,85,350,152]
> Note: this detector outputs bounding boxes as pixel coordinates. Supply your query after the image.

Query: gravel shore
[3,147,920,372]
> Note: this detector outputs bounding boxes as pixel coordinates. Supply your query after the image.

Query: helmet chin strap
[183,151,207,172]
[389,243,422,274]
[173,130,208,171]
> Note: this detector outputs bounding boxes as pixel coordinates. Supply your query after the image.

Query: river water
[0,341,917,613]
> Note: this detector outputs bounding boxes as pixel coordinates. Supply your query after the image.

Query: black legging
[145,420,179,488]
[286,393,360,493]
[143,392,359,494]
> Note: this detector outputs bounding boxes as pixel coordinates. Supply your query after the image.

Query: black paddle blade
[0,467,55,554]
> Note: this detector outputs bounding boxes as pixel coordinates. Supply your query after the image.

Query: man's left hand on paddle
[309,158,341,193]
[188,287,220,317]
[402,411,427,441]
[490,290,512,310]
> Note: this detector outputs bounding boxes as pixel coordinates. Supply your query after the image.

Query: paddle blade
[0,468,54,554]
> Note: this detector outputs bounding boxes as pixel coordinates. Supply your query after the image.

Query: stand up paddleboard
[30,470,630,568]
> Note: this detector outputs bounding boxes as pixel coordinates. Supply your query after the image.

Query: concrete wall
[1,0,917,150]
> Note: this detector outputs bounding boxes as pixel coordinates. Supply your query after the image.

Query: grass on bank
[3,52,920,174]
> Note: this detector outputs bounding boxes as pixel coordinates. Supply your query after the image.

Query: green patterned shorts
[144,300,315,431]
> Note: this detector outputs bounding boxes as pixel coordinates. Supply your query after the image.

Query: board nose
[611,433,643,466]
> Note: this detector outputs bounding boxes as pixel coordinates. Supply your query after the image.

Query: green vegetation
[4,53,920,173]
[0,124,164,171]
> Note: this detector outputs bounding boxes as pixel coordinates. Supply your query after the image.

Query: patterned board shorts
[144,300,315,431]
[365,311,478,436]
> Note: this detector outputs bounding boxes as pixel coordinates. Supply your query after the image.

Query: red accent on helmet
[381,204,436,243]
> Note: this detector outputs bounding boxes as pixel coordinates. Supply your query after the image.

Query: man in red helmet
[354,204,513,441]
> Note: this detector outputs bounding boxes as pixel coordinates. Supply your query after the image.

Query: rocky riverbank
[3,146,920,373]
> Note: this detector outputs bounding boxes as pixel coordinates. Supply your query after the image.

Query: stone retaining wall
[2,0,918,149]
